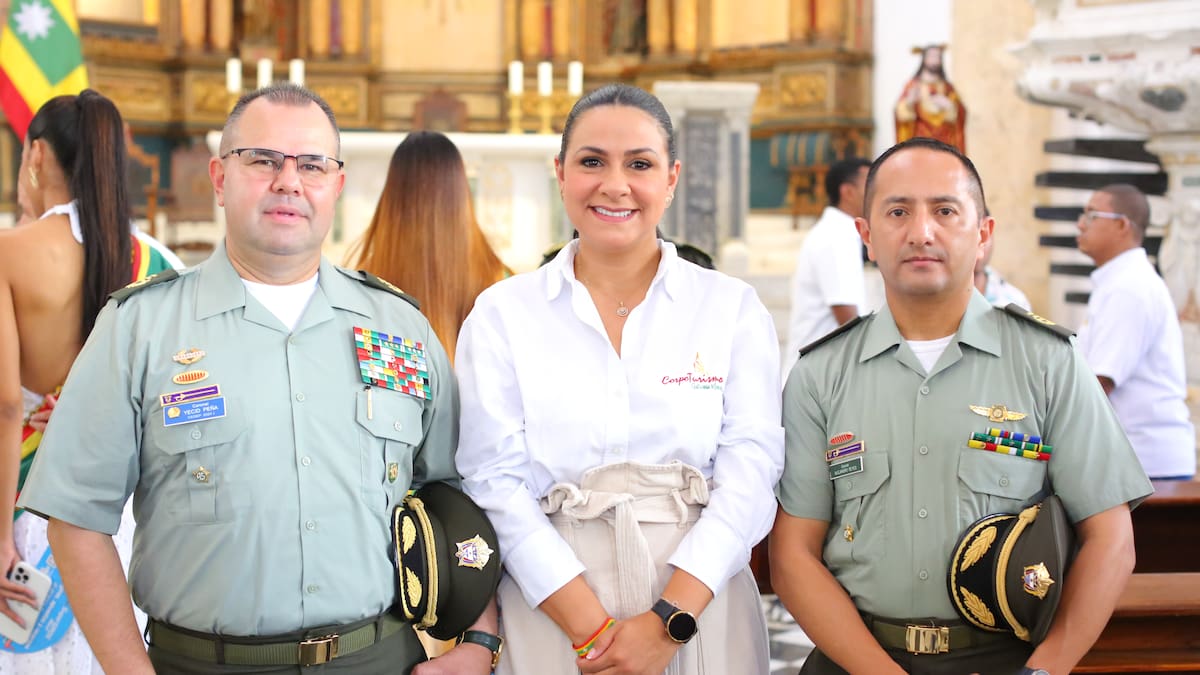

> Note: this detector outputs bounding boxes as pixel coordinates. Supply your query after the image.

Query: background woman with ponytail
[0,89,170,672]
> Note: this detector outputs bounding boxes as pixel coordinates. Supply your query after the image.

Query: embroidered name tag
[163,397,227,426]
[829,456,864,480]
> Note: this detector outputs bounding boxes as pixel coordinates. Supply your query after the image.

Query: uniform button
[845,480,853,490]
[288,337,296,345]
[295,392,306,402]
[918,570,929,581]
[918,508,928,518]
[301,456,312,467]
[920,386,930,395]
[999,476,1010,488]
[190,429,202,440]
[919,445,929,455]
[393,421,404,432]
[305,520,316,531]
[306,584,319,594]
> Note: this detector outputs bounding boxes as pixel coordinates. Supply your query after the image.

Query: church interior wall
[710,0,789,48]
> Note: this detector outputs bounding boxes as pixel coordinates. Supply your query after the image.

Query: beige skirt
[496,461,770,675]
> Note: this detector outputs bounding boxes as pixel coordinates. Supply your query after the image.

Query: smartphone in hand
[0,562,51,645]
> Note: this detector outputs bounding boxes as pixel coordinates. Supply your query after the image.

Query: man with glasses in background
[18,84,497,674]
[1076,183,1195,480]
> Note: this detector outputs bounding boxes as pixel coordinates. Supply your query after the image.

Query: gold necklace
[579,279,631,318]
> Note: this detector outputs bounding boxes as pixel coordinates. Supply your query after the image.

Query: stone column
[1147,135,1200,387]
[652,81,759,268]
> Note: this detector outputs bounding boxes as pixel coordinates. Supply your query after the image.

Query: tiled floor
[763,595,813,675]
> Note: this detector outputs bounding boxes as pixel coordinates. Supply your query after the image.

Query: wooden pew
[1075,572,1200,673]
[1132,480,1200,574]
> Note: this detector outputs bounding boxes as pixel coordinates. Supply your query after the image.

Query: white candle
[225,58,242,94]
[508,60,524,96]
[257,58,272,89]
[567,61,583,96]
[537,61,552,97]
[288,58,305,86]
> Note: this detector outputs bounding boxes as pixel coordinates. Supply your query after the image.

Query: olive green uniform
[19,243,458,672]
[778,293,1152,672]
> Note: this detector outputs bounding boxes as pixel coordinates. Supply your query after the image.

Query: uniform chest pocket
[957,450,1046,527]
[828,452,890,566]
[356,388,424,509]
[144,409,248,524]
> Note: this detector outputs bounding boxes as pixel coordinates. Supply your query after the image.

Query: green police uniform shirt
[777,292,1152,620]
[18,243,459,635]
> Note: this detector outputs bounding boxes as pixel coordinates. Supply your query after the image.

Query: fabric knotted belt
[146,612,407,667]
[542,460,709,675]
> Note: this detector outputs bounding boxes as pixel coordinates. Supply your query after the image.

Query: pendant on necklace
[616,302,629,318]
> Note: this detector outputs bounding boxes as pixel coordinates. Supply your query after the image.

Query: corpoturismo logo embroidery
[661,352,725,390]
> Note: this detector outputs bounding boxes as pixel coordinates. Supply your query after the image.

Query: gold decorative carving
[311,82,365,125]
[83,36,171,61]
[188,76,237,121]
[780,72,827,109]
[91,69,173,122]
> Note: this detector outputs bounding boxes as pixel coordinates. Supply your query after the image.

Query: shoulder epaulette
[799,314,868,358]
[359,271,420,311]
[1001,303,1074,340]
[109,269,180,304]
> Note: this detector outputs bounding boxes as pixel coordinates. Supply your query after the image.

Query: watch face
[667,612,698,643]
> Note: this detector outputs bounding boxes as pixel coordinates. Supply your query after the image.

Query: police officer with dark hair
[770,138,1152,674]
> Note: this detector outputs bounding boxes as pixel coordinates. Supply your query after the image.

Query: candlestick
[288,59,305,86]
[537,61,552,97]
[567,61,583,97]
[257,58,272,89]
[225,58,242,94]
[508,61,524,96]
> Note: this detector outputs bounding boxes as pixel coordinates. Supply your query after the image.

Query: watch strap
[651,598,676,625]
[458,630,502,668]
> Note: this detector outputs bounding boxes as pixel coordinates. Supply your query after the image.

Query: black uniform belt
[146,613,407,667]
[861,613,1012,655]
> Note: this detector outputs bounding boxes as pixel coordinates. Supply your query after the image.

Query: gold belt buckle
[298,634,340,667]
[904,625,950,654]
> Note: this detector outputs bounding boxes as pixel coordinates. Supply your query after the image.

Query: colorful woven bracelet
[572,617,615,657]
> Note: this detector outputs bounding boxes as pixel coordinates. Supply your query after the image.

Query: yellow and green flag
[0,0,88,140]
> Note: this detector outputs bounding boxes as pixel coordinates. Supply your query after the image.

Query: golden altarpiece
[2,0,873,220]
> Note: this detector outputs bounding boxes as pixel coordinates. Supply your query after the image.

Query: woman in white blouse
[455,84,784,675]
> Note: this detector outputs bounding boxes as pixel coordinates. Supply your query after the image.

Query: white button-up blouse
[455,239,784,608]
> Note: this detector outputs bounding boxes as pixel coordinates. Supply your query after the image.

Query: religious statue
[895,44,967,153]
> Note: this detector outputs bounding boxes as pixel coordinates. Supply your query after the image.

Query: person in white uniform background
[1076,183,1196,480]
[783,157,871,377]
[973,211,1030,310]
[454,83,784,675]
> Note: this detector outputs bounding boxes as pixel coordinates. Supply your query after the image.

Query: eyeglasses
[221,148,344,185]
[1078,209,1126,224]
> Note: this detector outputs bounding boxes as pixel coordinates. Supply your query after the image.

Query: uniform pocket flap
[958,450,1044,499]
[833,452,890,501]
[356,388,423,445]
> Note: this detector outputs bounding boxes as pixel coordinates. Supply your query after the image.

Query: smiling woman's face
[554,104,680,256]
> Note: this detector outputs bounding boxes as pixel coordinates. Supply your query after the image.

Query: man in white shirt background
[782,157,871,376]
[1077,183,1196,480]
[974,209,1031,310]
